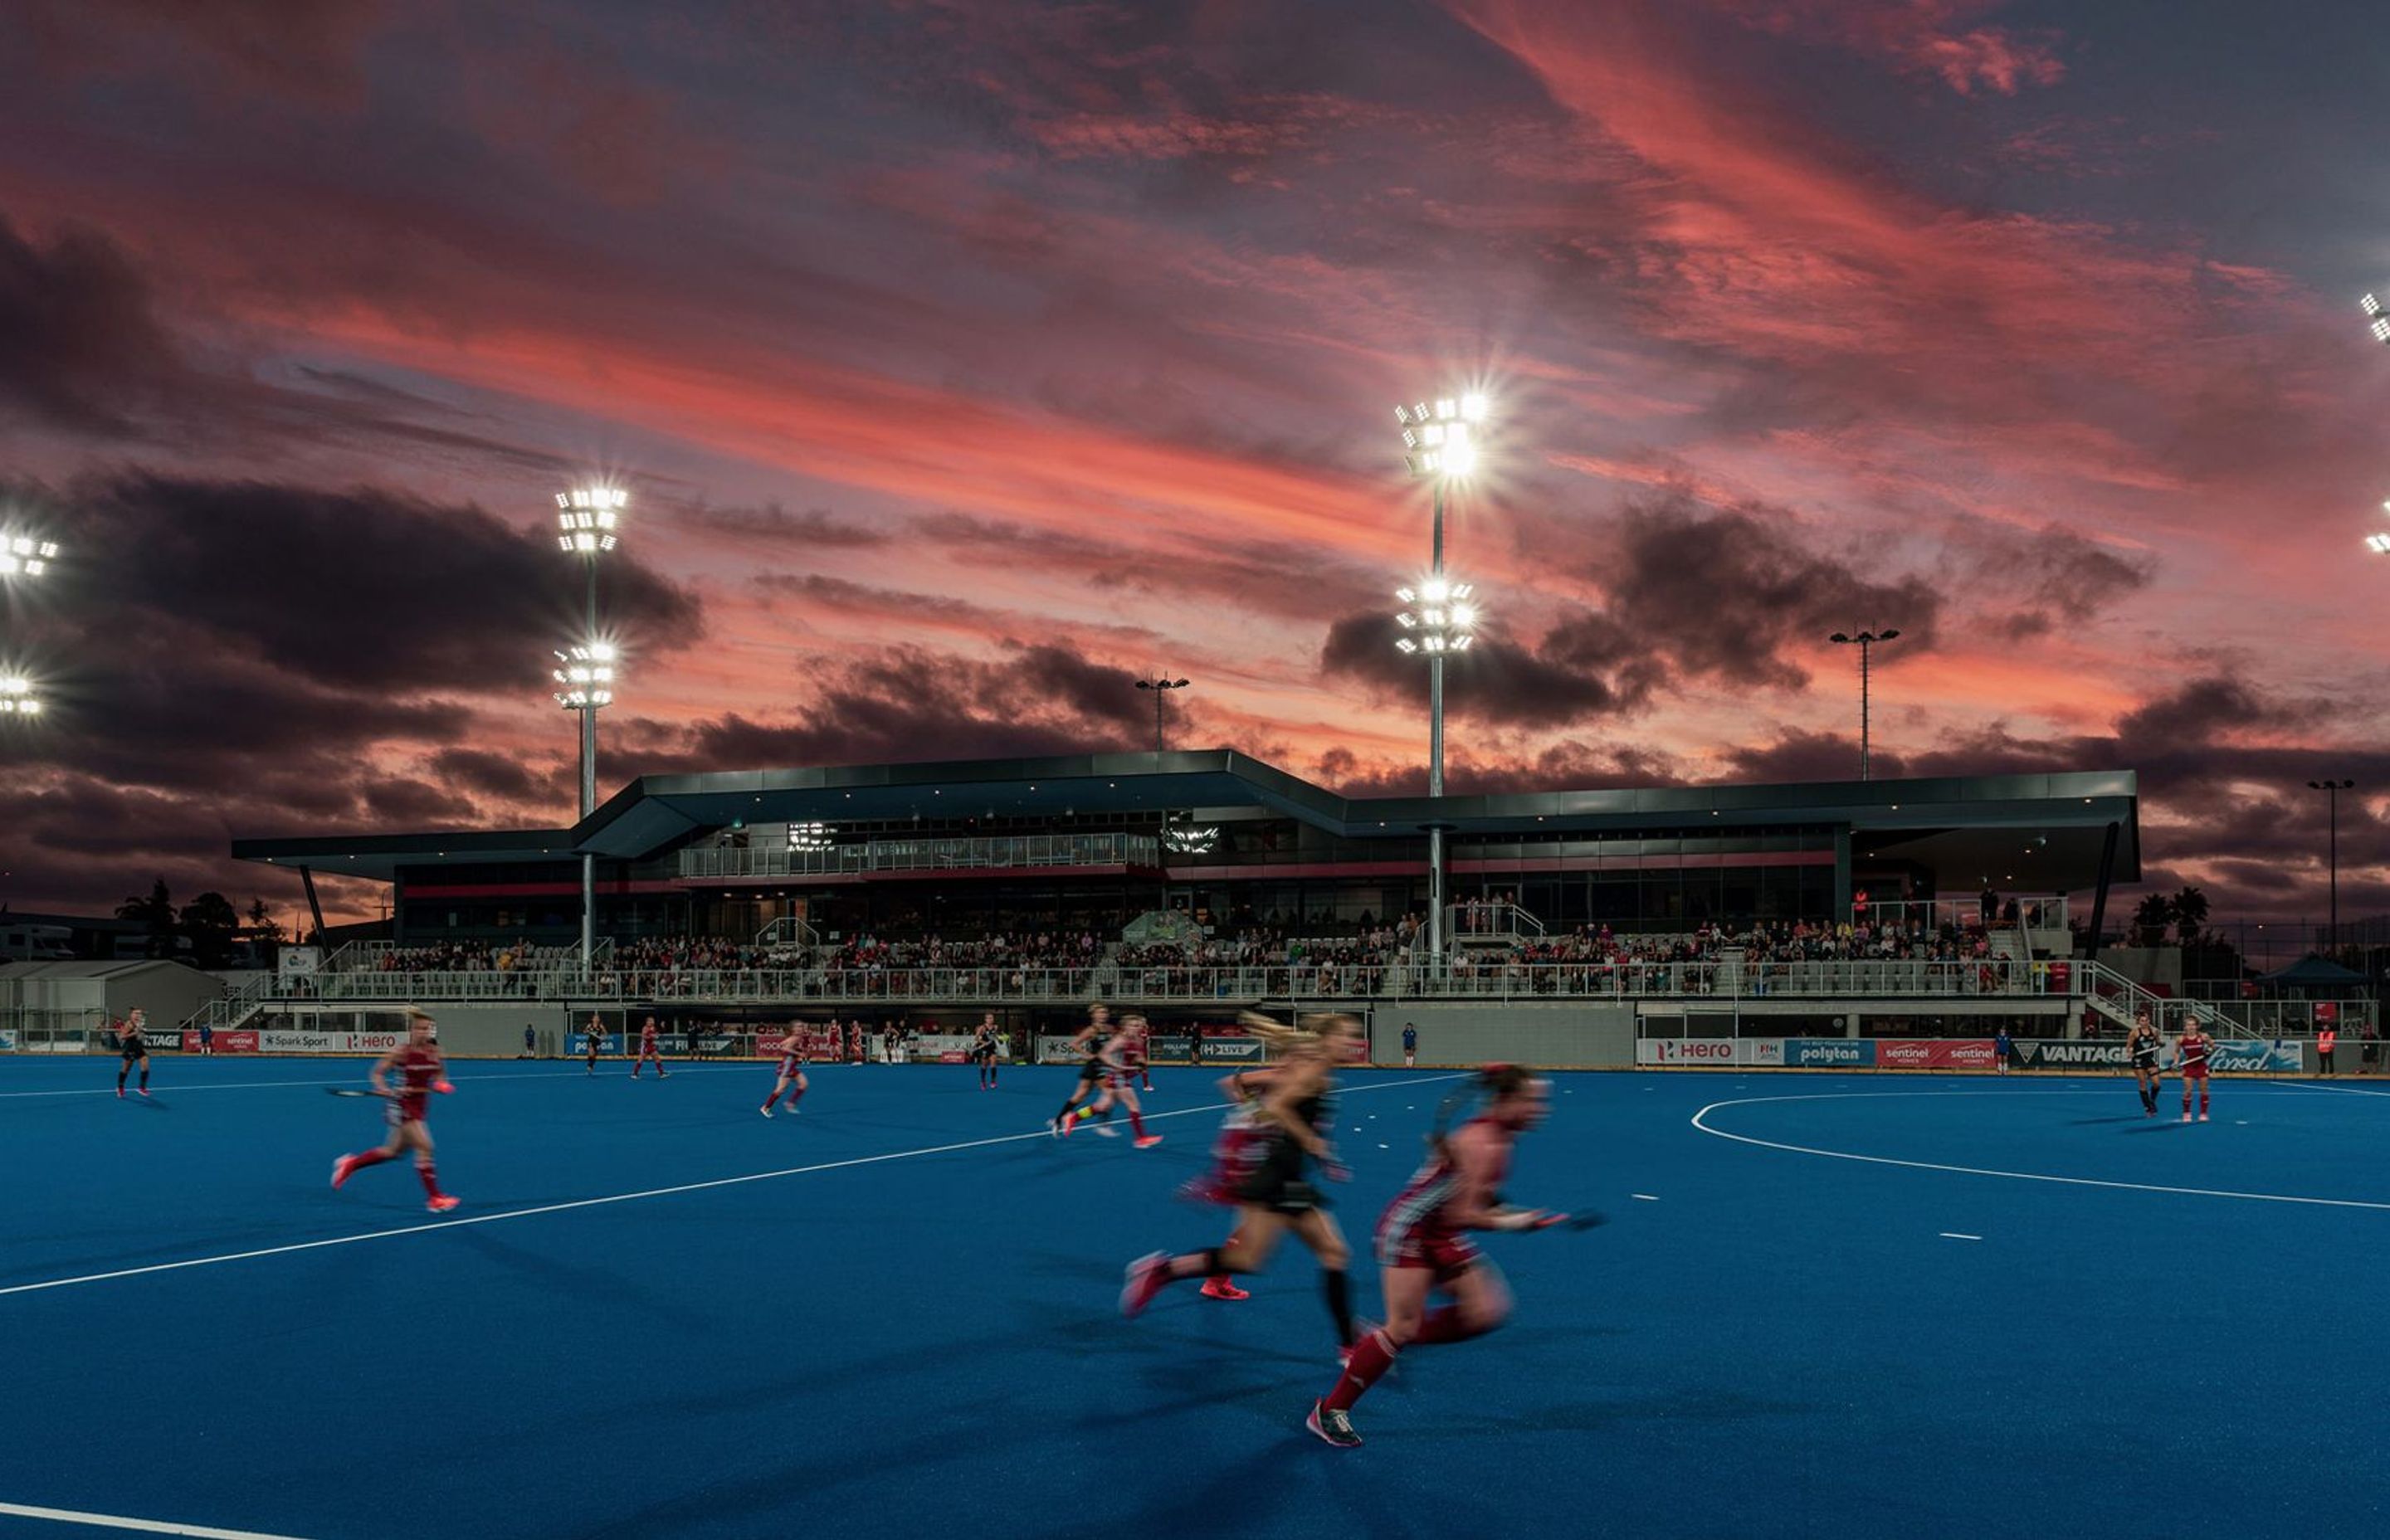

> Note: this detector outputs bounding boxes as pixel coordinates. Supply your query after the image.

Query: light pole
[1135,676,1188,753]
[2308,777,2354,951]
[1827,629,1900,780]
[1396,390,1489,963]
[556,486,626,963]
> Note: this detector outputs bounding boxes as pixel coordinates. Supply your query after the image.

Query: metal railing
[680,831,1161,880]
[241,957,2071,1006]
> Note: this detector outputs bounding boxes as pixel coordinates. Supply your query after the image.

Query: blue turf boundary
[4,1059,2386,1538]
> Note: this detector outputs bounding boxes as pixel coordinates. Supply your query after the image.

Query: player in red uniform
[846,1021,864,1064]
[330,1009,459,1212]
[1306,1064,1563,1447]
[114,1010,151,1099]
[1059,1013,1160,1147]
[760,1024,809,1118]
[631,1015,668,1079]
[583,1013,605,1075]
[1121,1014,1368,1352]
[2177,1023,2212,1122]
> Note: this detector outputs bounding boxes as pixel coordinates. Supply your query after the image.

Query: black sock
[1323,1268,1355,1346]
[118,1070,127,1089]
[1055,1099,1078,1121]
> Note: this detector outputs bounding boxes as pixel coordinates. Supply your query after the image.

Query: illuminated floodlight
[1393,577,1480,655]
[1163,822,1220,855]
[1401,390,1488,481]
[2367,534,2390,555]
[788,821,835,852]
[554,487,626,553]
[0,675,39,715]
[2366,295,2384,317]
[1460,392,1490,422]
[551,643,617,709]
[0,534,60,578]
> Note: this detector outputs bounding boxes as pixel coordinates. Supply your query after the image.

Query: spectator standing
[2361,1021,2379,1076]
[1402,1022,1418,1068]
[198,1019,214,1055]
[1993,1026,2012,1076]
[522,1024,535,1060]
[2317,1023,2339,1079]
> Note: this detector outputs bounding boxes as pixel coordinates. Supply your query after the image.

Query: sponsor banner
[1198,1036,1266,1063]
[575,1033,625,1055]
[279,946,322,977]
[1036,1035,1086,1064]
[259,1029,352,1054]
[2210,1040,2305,1074]
[754,1028,850,1058]
[1745,1039,1786,1066]
[0,1029,14,1052]
[2023,1040,2130,1070]
[1877,1039,1997,1070]
[936,1050,969,1064]
[1636,1038,1738,1066]
[1149,1034,1195,1062]
[1785,1039,1875,1069]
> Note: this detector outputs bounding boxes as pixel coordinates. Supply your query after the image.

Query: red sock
[791,1083,807,1104]
[1324,1329,1398,1411]
[2200,1089,2210,1114]
[417,1162,442,1200]
[761,1088,780,1110]
[348,1148,394,1173]
[1128,1108,1148,1138]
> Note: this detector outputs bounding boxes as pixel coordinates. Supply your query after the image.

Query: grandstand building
[234,750,2140,948]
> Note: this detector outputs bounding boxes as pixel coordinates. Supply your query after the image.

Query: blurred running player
[583,1013,605,1075]
[1060,1013,1159,1146]
[631,1015,668,1079]
[330,1008,459,1213]
[1306,1064,1562,1448]
[114,1010,150,1099]
[760,1026,809,1118]
[1121,1013,1368,1351]
[1050,1005,1112,1133]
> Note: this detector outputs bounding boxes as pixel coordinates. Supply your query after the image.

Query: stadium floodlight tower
[1827,629,1900,781]
[0,673,40,717]
[1395,390,1490,964]
[2308,777,2356,949]
[1135,676,1188,753]
[556,485,627,963]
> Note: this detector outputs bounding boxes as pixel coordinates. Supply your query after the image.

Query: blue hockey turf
[3,1057,2385,1539]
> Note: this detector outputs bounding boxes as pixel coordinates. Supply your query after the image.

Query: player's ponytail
[1427,1063,1534,1158]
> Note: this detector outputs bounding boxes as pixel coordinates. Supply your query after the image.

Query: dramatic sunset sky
[2,0,2388,928]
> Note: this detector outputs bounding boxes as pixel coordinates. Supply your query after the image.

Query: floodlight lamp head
[2373,317,2390,344]
[1830,631,1852,643]
[1441,439,1479,477]
[1394,637,1417,654]
[2366,534,2390,555]
[1880,627,1901,641]
[1460,392,1490,423]
[2367,294,2385,317]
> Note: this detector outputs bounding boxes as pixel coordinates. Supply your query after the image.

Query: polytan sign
[1876,1040,1997,1070]
[1785,1039,1874,1069]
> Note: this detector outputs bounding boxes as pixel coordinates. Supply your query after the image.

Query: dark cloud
[426,748,545,803]
[0,215,188,435]
[1977,524,2156,640]
[1315,739,1690,798]
[1604,492,1942,690]
[914,513,1388,623]
[622,641,1149,772]
[67,473,704,693]
[1319,611,1659,728]
[5,0,391,102]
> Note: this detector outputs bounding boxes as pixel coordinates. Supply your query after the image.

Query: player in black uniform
[115,1010,152,1099]
[1119,1012,1368,1356]
[2127,1011,2163,1117]
[971,1012,1002,1089]
[1050,1005,1112,1133]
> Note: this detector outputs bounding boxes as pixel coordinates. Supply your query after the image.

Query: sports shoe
[1120,1251,1170,1318]
[1199,1277,1250,1301]
[138,1088,150,1098]
[2182,1111,2192,1122]
[759,1105,774,1119]
[1134,1134,1163,1149]
[330,1156,354,1190]
[1306,1401,1362,1449]
[115,1088,124,1099]
[1092,1123,1118,1139]
[427,1194,461,1213]
[2198,1112,2209,1122]
[658,1071,668,1079]
[1059,1112,1076,1138]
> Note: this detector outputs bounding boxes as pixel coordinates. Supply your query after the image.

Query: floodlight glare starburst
[0,674,40,715]
[0,534,61,578]
[551,643,617,709]
[1393,578,1477,655]
[555,487,627,553]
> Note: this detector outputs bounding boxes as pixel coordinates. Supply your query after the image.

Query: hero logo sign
[1651,1039,1735,1064]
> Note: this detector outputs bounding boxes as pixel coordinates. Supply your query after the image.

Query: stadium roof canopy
[232,749,2140,891]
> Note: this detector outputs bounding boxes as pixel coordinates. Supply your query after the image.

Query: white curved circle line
[1690,1089,2390,1212]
